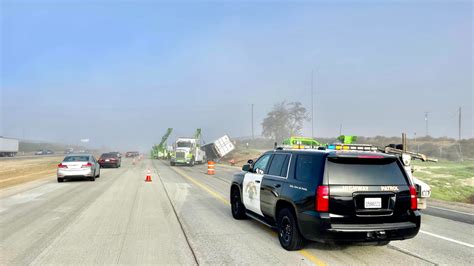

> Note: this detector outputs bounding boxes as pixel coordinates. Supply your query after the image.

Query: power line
[424,112,429,136]
[458,106,462,141]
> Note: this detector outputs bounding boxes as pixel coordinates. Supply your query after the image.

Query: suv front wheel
[231,189,246,219]
[277,208,305,251]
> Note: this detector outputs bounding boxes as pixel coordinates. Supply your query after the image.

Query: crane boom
[194,128,202,141]
[158,128,173,149]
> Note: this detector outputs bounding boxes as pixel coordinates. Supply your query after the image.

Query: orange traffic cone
[145,168,152,182]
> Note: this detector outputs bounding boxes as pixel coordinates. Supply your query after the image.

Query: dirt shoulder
[0,156,64,189]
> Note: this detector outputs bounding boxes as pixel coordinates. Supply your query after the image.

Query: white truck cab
[170,138,206,166]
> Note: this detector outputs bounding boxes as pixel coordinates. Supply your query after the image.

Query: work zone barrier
[207,161,215,175]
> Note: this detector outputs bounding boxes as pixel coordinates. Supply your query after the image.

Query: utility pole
[425,112,429,136]
[251,103,254,139]
[458,106,463,161]
[458,106,462,141]
[414,132,419,152]
[311,70,314,138]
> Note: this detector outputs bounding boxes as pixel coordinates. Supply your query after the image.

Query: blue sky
[1,0,472,150]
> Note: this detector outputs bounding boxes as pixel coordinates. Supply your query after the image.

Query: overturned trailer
[202,135,235,161]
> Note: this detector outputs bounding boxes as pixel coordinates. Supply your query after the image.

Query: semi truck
[201,135,235,161]
[0,137,19,157]
[170,129,206,166]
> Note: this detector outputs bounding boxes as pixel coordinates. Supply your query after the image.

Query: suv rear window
[327,158,407,185]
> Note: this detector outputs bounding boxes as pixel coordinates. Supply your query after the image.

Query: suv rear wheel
[231,189,246,219]
[277,208,305,251]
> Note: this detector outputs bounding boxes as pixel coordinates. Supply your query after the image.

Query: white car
[57,154,100,182]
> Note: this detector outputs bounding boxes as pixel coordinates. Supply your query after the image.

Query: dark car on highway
[98,153,122,168]
[35,149,54,155]
[125,151,139,158]
[230,146,420,250]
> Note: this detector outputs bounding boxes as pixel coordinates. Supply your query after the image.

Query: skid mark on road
[166,164,326,266]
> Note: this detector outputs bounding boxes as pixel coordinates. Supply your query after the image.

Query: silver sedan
[57,154,100,182]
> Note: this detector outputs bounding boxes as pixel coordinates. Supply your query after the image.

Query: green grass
[412,160,474,203]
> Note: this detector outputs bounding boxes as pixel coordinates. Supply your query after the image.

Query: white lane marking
[420,230,474,248]
[429,206,474,216]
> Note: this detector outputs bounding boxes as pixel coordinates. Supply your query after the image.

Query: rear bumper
[298,210,421,243]
[99,162,118,167]
[57,168,94,178]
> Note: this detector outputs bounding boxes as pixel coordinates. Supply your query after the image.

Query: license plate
[364,198,382,209]
[105,159,110,162]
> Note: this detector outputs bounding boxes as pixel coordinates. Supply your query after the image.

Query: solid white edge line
[428,206,474,216]
[420,230,474,248]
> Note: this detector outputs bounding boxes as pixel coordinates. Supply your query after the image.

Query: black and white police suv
[230,146,420,250]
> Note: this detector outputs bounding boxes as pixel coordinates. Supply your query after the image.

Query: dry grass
[0,156,64,189]
[413,160,474,203]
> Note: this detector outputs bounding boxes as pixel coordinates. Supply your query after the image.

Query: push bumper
[298,210,421,243]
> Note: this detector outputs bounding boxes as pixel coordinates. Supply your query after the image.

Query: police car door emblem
[246,181,257,200]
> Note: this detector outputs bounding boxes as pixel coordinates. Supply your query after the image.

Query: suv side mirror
[242,164,251,172]
[247,159,254,164]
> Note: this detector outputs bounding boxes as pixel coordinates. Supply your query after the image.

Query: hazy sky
[1,0,472,150]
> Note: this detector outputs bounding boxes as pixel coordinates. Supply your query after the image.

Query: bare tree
[287,102,309,135]
[262,101,308,143]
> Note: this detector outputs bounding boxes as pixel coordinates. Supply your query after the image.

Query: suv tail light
[82,162,93,168]
[58,163,68,168]
[409,186,417,210]
[316,185,329,212]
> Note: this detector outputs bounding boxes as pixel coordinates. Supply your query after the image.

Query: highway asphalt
[1,158,472,265]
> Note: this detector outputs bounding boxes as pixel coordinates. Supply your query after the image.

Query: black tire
[170,161,175,166]
[231,188,247,219]
[89,175,95,182]
[57,178,64,183]
[190,158,195,167]
[277,208,306,251]
[375,240,390,246]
